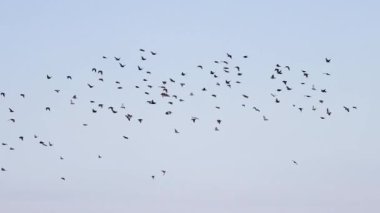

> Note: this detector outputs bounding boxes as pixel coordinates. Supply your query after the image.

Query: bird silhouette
[325,58,331,63]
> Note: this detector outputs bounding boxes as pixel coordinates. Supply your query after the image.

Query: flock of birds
[0,49,357,181]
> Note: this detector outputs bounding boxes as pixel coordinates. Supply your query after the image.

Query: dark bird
[270,74,276,79]
[343,106,350,112]
[174,129,179,134]
[151,175,155,180]
[150,51,157,55]
[45,107,51,111]
[138,119,143,123]
[215,127,219,131]
[141,56,146,61]
[1,168,6,172]
[9,108,14,113]
[282,80,287,85]
[263,116,269,121]
[54,89,60,93]
[181,72,186,76]
[352,106,358,109]
[235,66,240,71]
[286,86,292,91]
[66,76,72,80]
[19,136,23,141]
[323,72,331,76]
[292,160,298,165]
[87,84,94,88]
[9,118,15,123]
[191,117,199,123]
[102,56,107,59]
[320,117,325,119]
[114,57,121,61]
[197,65,203,69]
[119,63,126,68]
[253,107,260,112]
[165,111,172,115]
[242,94,249,99]
[0,92,5,97]
[321,89,327,93]
[139,49,145,52]
[285,66,290,71]
[325,58,331,63]
[39,141,47,146]
[98,155,102,159]
[312,105,316,111]
[138,66,143,71]
[227,53,232,59]
[60,177,66,181]
[20,93,25,98]
[275,98,280,103]
[46,75,52,79]
[161,170,166,175]
[92,109,97,113]
[327,108,332,116]
[298,108,303,112]
[147,100,156,104]
[123,136,129,140]
[243,55,248,58]
[217,119,222,124]
[60,156,64,160]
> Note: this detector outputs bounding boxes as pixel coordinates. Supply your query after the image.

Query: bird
[161,170,166,175]
[191,117,199,123]
[343,106,350,112]
[119,63,126,68]
[292,160,298,165]
[150,51,157,55]
[147,100,156,104]
[321,89,327,93]
[325,58,331,63]
[1,168,6,172]
[151,175,155,180]
[46,75,52,79]
[45,107,51,111]
[9,108,14,113]
[123,136,129,140]
[98,155,102,159]
[19,136,24,141]
[114,57,121,61]
[20,93,25,98]
[60,156,64,160]
[327,108,332,116]
[217,119,222,124]
[141,56,146,61]
[197,65,203,69]
[174,129,179,134]
[227,53,232,59]
[0,92,5,97]
[263,116,269,121]
[66,76,72,80]
[60,177,66,181]
[87,84,94,88]
[9,118,15,123]
[242,94,249,99]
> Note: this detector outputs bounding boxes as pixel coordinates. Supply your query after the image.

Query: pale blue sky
[0,0,379,212]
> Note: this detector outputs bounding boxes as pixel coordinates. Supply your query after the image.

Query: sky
[0,0,379,212]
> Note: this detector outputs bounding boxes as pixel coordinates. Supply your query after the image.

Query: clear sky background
[0,0,379,212]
